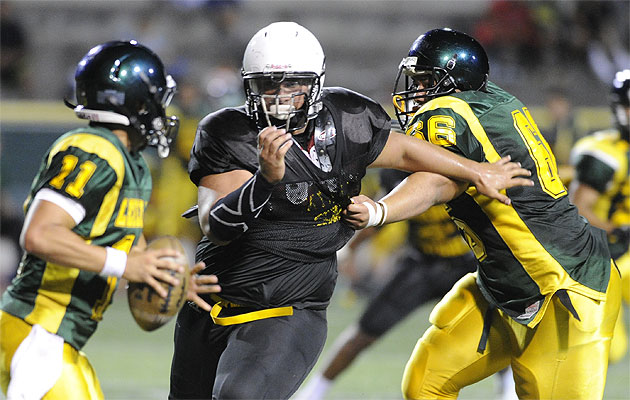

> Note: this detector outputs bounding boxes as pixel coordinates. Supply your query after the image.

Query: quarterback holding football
[0,41,220,400]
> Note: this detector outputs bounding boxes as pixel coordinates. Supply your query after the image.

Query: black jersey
[189,87,390,309]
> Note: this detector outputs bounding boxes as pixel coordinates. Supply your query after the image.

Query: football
[127,236,190,331]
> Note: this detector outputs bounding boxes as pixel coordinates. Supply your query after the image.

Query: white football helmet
[242,22,325,132]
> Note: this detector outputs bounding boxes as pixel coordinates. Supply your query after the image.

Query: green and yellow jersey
[405,82,612,327]
[0,126,151,349]
[570,129,630,259]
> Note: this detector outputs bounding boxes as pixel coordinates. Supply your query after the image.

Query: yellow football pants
[609,252,630,363]
[402,269,621,400]
[0,311,104,400]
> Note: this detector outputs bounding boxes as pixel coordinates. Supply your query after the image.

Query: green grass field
[82,283,629,400]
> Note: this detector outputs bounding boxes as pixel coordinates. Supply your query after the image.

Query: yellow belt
[209,294,293,326]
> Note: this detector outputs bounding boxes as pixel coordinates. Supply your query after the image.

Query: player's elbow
[199,219,230,246]
[21,224,51,255]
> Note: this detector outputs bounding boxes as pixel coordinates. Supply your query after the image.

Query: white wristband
[377,200,388,226]
[365,202,384,228]
[101,247,127,277]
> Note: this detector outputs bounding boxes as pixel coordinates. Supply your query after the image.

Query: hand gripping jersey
[405,82,612,327]
[189,87,390,310]
[570,129,630,259]
[0,126,151,349]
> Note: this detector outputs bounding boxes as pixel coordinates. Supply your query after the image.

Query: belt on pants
[206,294,293,326]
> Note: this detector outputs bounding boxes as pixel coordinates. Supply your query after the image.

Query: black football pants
[169,303,327,400]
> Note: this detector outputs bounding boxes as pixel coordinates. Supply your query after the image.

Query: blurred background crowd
[1,0,629,292]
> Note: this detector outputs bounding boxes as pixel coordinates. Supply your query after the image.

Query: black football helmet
[392,28,489,129]
[71,40,178,157]
[611,69,630,141]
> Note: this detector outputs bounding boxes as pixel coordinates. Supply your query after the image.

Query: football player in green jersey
[569,69,630,365]
[0,41,220,400]
[343,28,621,400]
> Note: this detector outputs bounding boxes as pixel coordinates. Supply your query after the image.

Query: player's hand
[124,248,184,298]
[342,195,377,230]
[474,156,534,205]
[186,262,221,312]
[258,126,293,184]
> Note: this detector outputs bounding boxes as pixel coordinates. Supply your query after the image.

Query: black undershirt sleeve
[208,170,275,242]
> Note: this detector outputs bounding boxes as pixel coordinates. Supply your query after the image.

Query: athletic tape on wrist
[364,202,383,228]
[101,247,127,277]
[377,200,388,226]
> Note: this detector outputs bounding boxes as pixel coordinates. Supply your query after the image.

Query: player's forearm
[22,223,107,273]
[379,171,462,224]
[198,202,231,246]
[573,196,614,232]
[200,171,275,244]
[569,183,615,233]
[574,207,614,232]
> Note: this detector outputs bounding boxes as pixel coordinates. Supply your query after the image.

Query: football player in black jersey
[344,28,620,400]
[168,22,532,400]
